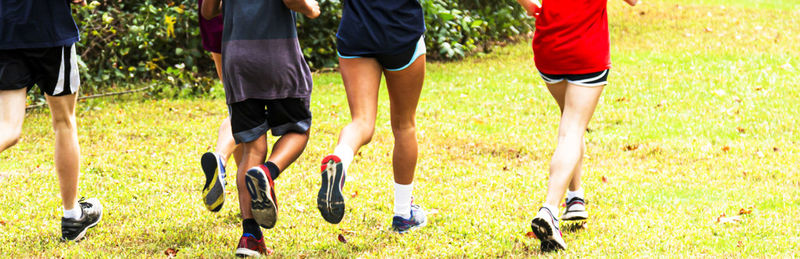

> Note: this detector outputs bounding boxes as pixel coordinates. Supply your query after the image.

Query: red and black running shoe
[245,165,278,229]
[234,233,267,257]
[317,155,346,224]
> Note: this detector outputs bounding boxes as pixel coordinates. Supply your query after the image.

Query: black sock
[242,218,263,240]
[265,161,281,180]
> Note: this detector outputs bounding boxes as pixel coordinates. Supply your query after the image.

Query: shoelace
[78,197,92,209]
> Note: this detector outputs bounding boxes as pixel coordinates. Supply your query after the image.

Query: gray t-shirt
[221,0,313,104]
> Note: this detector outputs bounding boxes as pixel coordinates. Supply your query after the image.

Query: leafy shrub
[71,0,532,94]
[74,0,212,95]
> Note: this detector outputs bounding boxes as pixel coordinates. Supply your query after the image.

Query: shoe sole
[62,209,103,242]
[246,168,277,229]
[317,156,345,224]
[201,152,225,212]
[235,247,261,257]
[561,211,588,221]
[531,217,565,252]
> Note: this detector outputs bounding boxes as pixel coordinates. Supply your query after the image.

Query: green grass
[1,0,799,256]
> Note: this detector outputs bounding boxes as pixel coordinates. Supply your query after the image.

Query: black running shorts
[539,69,609,87]
[0,44,80,96]
[228,98,312,144]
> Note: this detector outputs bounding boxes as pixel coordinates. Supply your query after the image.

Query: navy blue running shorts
[337,36,426,71]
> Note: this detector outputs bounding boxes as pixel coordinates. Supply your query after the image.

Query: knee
[51,114,76,132]
[0,124,23,149]
[390,118,416,136]
[2,130,21,148]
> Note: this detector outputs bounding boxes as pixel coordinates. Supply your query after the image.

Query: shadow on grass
[561,220,588,234]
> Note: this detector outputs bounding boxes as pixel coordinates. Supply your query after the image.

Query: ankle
[242,218,263,240]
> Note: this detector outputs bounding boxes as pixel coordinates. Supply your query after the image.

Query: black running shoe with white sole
[245,165,278,229]
[317,155,346,224]
[531,206,566,252]
[201,152,227,212]
[61,197,103,242]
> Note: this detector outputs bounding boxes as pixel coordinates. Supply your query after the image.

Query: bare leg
[215,117,242,167]
[45,93,81,210]
[336,58,382,153]
[0,89,27,152]
[544,83,604,208]
[383,56,425,184]
[267,131,310,171]
[209,52,243,168]
[236,135,268,219]
[211,52,223,80]
[546,81,584,192]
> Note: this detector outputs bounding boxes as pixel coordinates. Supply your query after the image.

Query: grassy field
[1,0,799,257]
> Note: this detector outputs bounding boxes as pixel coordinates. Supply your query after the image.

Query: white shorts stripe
[570,69,608,84]
[539,73,564,84]
[53,46,66,95]
[69,44,80,94]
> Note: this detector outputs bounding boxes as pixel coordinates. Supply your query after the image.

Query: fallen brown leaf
[0,220,6,226]
[773,147,780,153]
[623,144,640,151]
[736,127,746,133]
[525,231,538,239]
[722,146,730,152]
[164,248,178,257]
[739,207,753,215]
[602,176,608,183]
[337,234,347,243]
[615,97,628,102]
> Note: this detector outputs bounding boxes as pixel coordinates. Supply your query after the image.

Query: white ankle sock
[394,183,413,218]
[541,203,558,218]
[566,188,584,200]
[63,203,82,219]
[333,145,354,172]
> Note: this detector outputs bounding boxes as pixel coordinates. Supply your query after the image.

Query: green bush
[72,0,532,94]
[74,0,211,96]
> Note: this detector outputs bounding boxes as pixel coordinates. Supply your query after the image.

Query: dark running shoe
[317,155,346,224]
[392,204,427,233]
[561,197,588,221]
[201,152,227,212]
[531,206,566,252]
[61,197,103,242]
[245,165,278,229]
[234,233,267,257]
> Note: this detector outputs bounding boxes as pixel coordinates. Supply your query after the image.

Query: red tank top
[532,0,611,75]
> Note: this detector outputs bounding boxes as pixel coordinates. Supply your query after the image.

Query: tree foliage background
[72,0,533,95]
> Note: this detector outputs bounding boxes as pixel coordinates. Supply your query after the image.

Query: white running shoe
[531,206,566,252]
[561,197,588,221]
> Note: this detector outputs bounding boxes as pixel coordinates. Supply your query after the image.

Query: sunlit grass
[1,0,798,256]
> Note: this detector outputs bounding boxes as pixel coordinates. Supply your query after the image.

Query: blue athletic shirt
[336,0,426,56]
[0,0,80,50]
